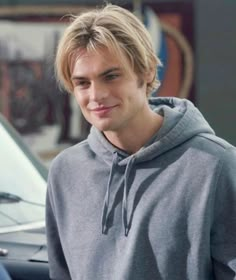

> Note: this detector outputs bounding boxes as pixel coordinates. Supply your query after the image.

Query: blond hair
[55,4,162,95]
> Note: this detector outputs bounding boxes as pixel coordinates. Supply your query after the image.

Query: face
[71,48,152,135]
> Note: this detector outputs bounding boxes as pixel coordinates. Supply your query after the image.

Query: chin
[91,119,114,131]
[94,122,120,133]
[93,123,111,132]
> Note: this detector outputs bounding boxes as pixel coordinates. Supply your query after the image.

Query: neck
[104,109,163,154]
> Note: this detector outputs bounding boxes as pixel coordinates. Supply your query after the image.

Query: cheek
[73,93,91,121]
[74,91,87,107]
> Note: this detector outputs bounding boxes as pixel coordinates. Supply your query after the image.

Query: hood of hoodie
[88,97,215,163]
[87,97,215,235]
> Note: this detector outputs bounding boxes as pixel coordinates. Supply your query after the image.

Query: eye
[74,80,90,89]
[105,73,120,81]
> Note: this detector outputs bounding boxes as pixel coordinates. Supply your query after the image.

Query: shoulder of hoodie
[194,133,236,177]
[196,133,235,152]
[196,135,236,204]
[48,139,91,176]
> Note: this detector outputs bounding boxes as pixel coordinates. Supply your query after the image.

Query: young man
[46,4,236,280]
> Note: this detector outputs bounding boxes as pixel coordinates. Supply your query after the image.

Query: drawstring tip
[125,227,129,237]
[102,225,107,235]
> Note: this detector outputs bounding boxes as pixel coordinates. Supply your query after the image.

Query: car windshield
[0,120,46,230]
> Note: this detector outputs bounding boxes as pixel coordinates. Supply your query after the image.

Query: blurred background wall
[0,0,235,163]
[194,0,236,145]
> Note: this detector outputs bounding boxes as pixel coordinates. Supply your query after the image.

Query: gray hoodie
[46,97,236,280]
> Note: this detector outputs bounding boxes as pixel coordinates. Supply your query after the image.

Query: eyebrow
[99,67,121,77]
[71,67,121,81]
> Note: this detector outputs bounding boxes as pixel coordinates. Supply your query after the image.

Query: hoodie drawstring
[101,153,136,236]
[102,152,118,234]
[123,156,135,236]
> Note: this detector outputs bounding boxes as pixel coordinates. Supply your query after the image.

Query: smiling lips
[90,105,118,116]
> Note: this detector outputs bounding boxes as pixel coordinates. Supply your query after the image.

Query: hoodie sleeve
[211,147,236,279]
[46,179,71,280]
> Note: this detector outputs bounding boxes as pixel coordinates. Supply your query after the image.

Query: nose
[89,81,109,101]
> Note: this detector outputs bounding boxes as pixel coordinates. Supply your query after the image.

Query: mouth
[90,105,118,116]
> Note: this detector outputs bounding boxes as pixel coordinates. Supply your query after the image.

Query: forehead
[71,47,133,77]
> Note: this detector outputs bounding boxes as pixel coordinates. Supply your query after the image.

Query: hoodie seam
[210,147,235,242]
[197,134,232,150]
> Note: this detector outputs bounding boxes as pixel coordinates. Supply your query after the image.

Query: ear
[146,68,156,84]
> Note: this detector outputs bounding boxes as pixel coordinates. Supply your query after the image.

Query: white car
[0,113,49,279]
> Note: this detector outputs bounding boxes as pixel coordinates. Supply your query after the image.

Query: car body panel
[0,113,49,279]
